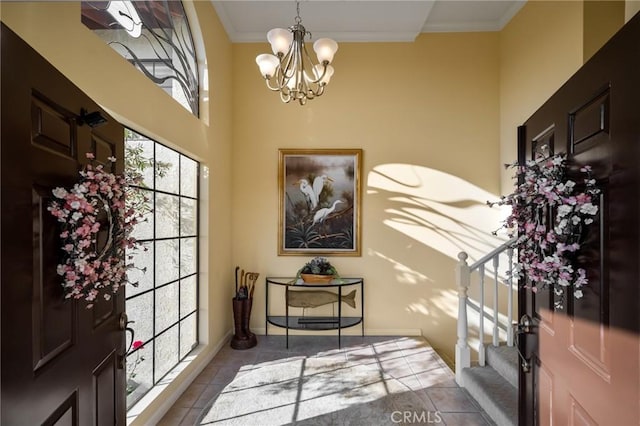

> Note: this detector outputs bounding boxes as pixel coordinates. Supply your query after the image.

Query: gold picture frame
[278,149,362,256]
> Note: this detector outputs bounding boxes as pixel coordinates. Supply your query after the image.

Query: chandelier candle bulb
[267,28,293,55]
[256,54,279,78]
[314,64,334,85]
[313,38,338,63]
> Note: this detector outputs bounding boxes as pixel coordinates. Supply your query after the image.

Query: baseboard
[433,347,455,370]
[128,329,233,426]
[365,328,422,336]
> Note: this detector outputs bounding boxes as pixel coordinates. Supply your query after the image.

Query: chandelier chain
[295,1,302,24]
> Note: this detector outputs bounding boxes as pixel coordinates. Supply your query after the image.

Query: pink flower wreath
[491,153,600,309]
[48,153,146,308]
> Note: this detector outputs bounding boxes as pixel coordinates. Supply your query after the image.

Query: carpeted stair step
[462,365,517,426]
[486,344,518,389]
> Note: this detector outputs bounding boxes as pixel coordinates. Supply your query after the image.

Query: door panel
[42,392,78,426]
[518,12,640,426]
[31,92,77,157]
[1,23,126,424]
[32,186,76,372]
[94,351,118,426]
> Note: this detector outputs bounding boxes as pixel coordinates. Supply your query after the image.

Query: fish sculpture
[287,289,357,309]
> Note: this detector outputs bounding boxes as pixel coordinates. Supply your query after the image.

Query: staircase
[462,344,518,426]
[455,240,518,426]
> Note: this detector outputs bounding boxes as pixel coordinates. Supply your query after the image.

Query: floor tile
[193,384,224,409]
[179,407,203,425]
[426,387,480,412]
[440,412,493,426]
[415,365,458,388]
[192,364,220,385]
[173,383,206,408]
[210,365,245,385]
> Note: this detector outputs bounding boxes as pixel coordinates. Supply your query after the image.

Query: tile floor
[158,336,494,425]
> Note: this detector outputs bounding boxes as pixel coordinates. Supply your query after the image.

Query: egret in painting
[312,175,333,205]
[294,179,317,209]
[312,200,343,226]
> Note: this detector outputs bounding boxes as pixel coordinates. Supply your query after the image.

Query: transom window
[124,129,199,408]
[81,1,199,116]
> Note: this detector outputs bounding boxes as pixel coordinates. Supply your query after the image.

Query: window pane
[180,276,197,318]
[126,341,153,409]
[127,293,153,344]
[130,189,154,241]
[156,282,179,333]
[125,137,155,189]
[126,242,154,297]
[180,314,197,358]
[156,239,179,285]
[156,193,179,239]
[180,198,197,237]
[180,238,197,277]
[180,156,198,198]
[155,145,179,194]
[155,326,179,381]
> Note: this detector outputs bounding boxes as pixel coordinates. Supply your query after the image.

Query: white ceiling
[211,0,527,43]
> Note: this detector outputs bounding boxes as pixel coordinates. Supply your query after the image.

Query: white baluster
[479,263,485,366]
[507,247,514,346]
[493,255,500,347]
[455,252,471,386]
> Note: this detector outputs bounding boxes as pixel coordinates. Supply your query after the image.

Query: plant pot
[300,273,334,283]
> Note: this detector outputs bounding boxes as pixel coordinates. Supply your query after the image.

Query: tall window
[81,1,199,116]
[124,129,199,408]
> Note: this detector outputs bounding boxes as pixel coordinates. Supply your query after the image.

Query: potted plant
[296,257,340,283]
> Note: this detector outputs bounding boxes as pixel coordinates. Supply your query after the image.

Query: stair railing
[455,237,516,385]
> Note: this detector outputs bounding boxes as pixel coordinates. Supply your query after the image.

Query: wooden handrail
[469,237,516,270]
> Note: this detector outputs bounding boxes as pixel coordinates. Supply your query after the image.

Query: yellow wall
[626,0,640,20]
[584,1,624,61]
[0,1,233,424]
[232,33,505,364]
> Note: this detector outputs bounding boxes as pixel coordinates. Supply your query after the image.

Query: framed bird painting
[278,149,362,256]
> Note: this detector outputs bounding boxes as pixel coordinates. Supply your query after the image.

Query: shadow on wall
[367,164,509,264]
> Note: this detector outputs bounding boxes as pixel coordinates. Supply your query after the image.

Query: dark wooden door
[517,13,640,426]
[1,24,126,425]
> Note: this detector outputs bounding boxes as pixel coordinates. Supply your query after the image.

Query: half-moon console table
[265,277,364,348]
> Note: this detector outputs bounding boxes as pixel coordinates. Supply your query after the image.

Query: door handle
[117,312,136,369]
[514,314,533,373]
[119,312,128,331]
[513,314,533,334]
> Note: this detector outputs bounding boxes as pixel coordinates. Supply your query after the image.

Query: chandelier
[255,1,338,105]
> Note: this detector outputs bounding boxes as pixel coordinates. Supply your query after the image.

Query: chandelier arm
[307,84,325,97]
[300,42,325,85]
[293,30,306,96]
[280,89,292,103]
[300,41,321,99]
[264,78,285,92]
[278,49,297,91]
